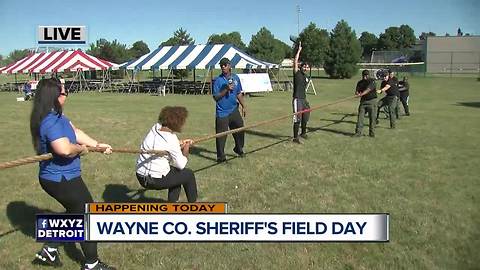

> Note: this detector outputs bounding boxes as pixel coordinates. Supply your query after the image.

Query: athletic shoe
[292,138,302,144]
[300,133,308,139]
[216,157,227,163]
[233,147,245,158]
[83,261,116,270]
[34,246,62,267]
[369,133,375,138]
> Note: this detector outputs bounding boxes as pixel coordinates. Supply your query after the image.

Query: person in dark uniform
[30,78,115,270]
[398,76,410,116]
[212,57,247,163]
[354,70,377,137]
[292,41,310,144]
[376,69,399,129]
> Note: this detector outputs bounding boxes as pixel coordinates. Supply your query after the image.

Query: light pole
[296,4,301,35]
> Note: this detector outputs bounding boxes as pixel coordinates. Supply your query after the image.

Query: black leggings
[39,176,98,264]
[136,167,197,202]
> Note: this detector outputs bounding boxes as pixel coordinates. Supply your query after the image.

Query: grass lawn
[0,75,478,269]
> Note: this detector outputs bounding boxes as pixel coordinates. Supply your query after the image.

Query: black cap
[387,68,393,74]
[219,57,230,66]
[362,70,369,76]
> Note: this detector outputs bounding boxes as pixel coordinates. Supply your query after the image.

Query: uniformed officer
[354,70,377,137]
[376,69,399,129]
[398,76,410,116]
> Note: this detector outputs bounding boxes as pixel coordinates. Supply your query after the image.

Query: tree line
[1,21,447,79]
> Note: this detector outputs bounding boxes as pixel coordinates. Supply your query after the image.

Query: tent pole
[201,66,210,94]
[193,68,196,92]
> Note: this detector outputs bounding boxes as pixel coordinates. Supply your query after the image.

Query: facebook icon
[38,218,49,229]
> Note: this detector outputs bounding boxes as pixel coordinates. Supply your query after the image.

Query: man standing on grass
[212,57,247,163]
[376,69,399,129]
[354,70,377,137]
[292,41,311,144]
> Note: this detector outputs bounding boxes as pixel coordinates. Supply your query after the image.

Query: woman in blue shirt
[30,78,115,270]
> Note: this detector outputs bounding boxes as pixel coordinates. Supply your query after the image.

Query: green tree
[297,22,329,67]
[248,27,284,64]
[160,28,195,78]
[87,39,130,63]
[324,20,361,79]
[378,25,416,50]
[129,41,150,59]
[419,32,436,40]
[276,39,293,59]
[161,28,195,46]
[378,27,401,50]
[207,32,247,51]
[2,49,31,65]
[359,31,378,60]
[399,24,416,48]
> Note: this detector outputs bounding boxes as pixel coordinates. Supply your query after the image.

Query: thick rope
[0,95,355,170]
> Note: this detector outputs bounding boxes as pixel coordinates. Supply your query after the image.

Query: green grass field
[0,76,479,269]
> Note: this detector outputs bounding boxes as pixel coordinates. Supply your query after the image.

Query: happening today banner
[36,203,389,242]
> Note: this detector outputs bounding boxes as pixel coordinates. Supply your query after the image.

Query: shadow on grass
[4,201,85,264]
[193,137,291,174]
[193,113,357,172]
[456,102,480,108]
[245,130,290,140]
[102,184,167,203]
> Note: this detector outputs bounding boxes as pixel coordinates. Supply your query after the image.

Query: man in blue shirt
[212,57,247,163]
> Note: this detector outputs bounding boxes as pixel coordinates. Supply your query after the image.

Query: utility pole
[296,4,301,35]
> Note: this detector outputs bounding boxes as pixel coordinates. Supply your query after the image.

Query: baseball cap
[361,70,369,76]
[219,58,230,66]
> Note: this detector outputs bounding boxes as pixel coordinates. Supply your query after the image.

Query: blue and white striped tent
[120,44,278,71]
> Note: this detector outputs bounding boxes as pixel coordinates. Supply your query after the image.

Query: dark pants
[215,108,244,160]
[292,98,310,138]
[39,176,98,264]
[136,167,197,202]
[356,99,377,136]
[399,90,410,114]
[377,96,398,128]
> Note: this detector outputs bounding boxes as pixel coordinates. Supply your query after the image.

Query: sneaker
[369,133,375,138]
[233,147,245,158]
[216,157,227,163]
[83,261,116,270]
[405,112,410,116]
[34,246,62,267]
[292,138,302,144]
[300,133,308,139]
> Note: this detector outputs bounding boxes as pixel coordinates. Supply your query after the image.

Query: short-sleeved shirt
[384,77,399,97]
[212,73,243,118]
[39,112,81,182]
[398,80,409,92]
[356,78,377,101]
[293,70,308,99]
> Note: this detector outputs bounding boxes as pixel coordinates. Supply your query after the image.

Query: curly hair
[158,106,188,132]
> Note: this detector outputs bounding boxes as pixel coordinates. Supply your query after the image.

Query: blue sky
[0,0,478,56]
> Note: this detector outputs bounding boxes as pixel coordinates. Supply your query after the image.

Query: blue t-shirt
[39,112,81,182]
[212,73,243,118]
